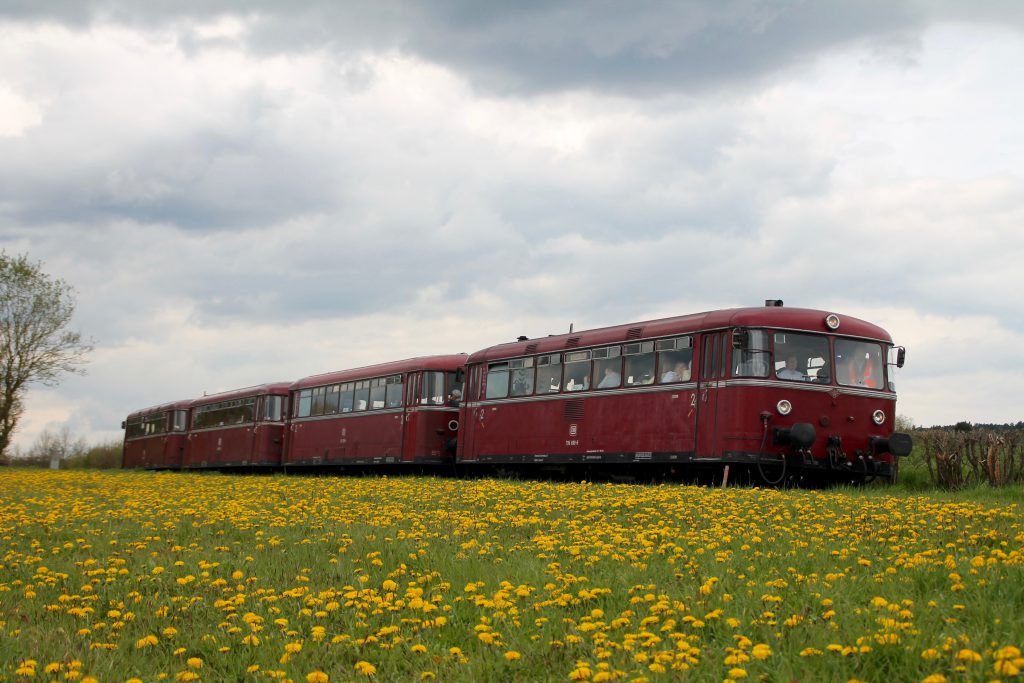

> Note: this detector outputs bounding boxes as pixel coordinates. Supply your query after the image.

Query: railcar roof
[290,354,469,389]
[468,307,893,363]
[125,398,193,419]
[189,381,292,407]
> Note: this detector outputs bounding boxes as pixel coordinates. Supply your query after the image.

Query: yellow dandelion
[306,672,329,683]
[135,634,159,649]
[504,651,522,661]
[354,661,377,677]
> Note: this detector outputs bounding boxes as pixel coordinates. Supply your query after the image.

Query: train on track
[122,301,913,485]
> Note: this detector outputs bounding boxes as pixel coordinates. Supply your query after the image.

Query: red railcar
[285,355,466,467]
[122,400,190,469]
[184,383,290,468]
[457,303,912,483]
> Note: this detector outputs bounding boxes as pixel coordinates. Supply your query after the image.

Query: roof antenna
[569,323,574,333]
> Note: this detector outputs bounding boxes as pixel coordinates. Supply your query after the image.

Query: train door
[401,372,420,461]
[696,331,728,457]
[456,364,483,462]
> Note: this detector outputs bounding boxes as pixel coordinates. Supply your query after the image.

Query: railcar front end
[457,304,911,484]
[712,308,912,484]
[121,400,190,469]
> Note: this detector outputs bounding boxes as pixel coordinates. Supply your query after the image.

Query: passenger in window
[597,367,621,388]
[660,361,690,383]
[777,355,804,381]
[447,389,462,406]
[863,349,882,388]
[567,375,589,391]
[816,360,832,384]
[845,352,881,388]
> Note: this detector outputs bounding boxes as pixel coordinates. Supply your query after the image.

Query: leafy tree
[894,414,915,431]
[0,253,92,458]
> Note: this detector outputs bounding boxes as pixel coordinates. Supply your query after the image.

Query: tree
[0,253,93,458]
[894,414,915,432]
[27,424,87,469]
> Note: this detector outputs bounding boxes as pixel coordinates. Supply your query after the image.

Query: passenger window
[535,354,561,394]
[486,362,510,399]
[324,384,341,414]
[509,358,535,397]
[338,383,354,412]
[623,342,655,386]
[563,350,591,391]
[353,380,370,411]
[655,336,693,383]
[370,378,387,409]
[592,346,622,389]
[310,387,326,416]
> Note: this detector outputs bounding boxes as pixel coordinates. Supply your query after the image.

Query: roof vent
[765,299,784,307]
[517,335,528,342]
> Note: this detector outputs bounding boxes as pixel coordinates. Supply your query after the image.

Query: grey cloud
[6,1,1022,96]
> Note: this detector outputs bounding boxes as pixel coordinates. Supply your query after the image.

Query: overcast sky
[2,1,1023,450]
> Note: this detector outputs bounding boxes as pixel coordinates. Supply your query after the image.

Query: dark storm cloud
[6,1,1022,96]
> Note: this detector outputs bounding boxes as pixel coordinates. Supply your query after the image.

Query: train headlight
[776,399,793,416]
[825,314,841,330]
[872,410,886,425]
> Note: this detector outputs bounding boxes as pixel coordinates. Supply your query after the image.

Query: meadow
[1,470,1022,682]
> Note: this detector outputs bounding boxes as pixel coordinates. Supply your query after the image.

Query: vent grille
[626,327,643,340]
[564,399,585,420]
[565,337,581,348]
[525,343,538,354]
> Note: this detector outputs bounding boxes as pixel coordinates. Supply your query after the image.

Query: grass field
[1,469,1022,682]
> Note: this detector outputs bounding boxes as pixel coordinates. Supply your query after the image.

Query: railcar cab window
[535,354,561,394]
[772,332,829,382]
[656,336,693,383]
[446,371,464,405]
[421,371,445,405]
[126,414,164,439]
[385,375,404,407]
[835,339,885,389]
[563,350,591,391]
[172,410,188,431]
[296,389,312,417]
[263,396,284,422]
[731,329,770,377]
[486,362,510,399]
[623,342,655,386]
[509,358,535,396]
[592,346,622,389]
